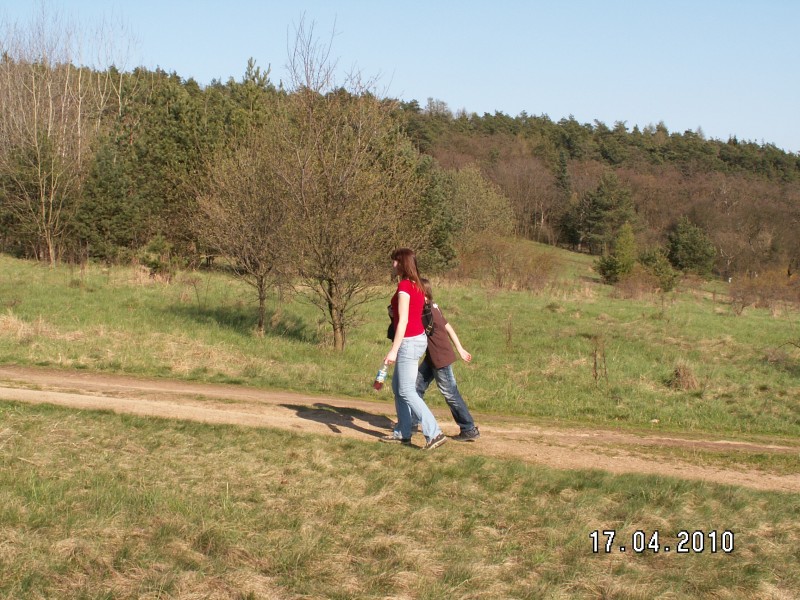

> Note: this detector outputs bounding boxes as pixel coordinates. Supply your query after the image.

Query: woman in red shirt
[381,248,446,450]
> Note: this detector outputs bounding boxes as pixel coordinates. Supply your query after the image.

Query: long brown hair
[420,277,433,302]
[391,248,423,291]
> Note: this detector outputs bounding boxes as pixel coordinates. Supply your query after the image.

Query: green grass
[1,252,798,437]
[1,401,798,599]
[1,250,799,598]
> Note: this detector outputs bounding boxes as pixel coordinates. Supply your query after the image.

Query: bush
[595,223,636,284]
[613,266,662,300]
[451,237,559,291]
[138,235,180,283]
[667,217,716,277]
[729,270,800,315]
[639,247,680,292]
[596,254,623,284]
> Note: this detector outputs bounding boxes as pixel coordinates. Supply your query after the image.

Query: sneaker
[423,433,447,450]
[379,434,411,444]
[453,427,480,442]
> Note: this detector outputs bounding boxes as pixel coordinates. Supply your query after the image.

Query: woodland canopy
[2,16,799,345]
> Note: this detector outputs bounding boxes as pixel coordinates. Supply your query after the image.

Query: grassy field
[1,249,799,598]
[0,251,798,438]
[1,401,798,599]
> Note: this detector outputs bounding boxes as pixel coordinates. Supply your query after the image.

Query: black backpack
[387,301,435,339]
[421,300,435,337]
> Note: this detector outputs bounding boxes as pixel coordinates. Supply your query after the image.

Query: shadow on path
[280,403,393,438]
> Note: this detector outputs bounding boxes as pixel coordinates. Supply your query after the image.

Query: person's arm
[444,322,472,363]
[384,292,409,365]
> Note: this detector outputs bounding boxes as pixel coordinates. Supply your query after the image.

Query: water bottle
[373,363,388,390]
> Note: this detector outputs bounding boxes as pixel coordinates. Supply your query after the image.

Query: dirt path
[1,365,798,493]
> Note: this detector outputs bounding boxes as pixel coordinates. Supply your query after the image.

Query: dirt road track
[1,365,798,493]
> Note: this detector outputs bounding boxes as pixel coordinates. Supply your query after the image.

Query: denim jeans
[394,359,476,435]
[391,333,442,441]
[417,359,475,432]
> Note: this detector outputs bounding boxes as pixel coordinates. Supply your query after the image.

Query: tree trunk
[333,310,345,352]
[257,278,266,335]
[326,279,346,351]
[45,232,57,267]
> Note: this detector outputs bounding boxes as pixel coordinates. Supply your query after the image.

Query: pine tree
[596,222,637,283]
[667,217,716,276]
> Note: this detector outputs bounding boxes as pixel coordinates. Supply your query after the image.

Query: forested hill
[400,101,799,181]
[1,57,798,282]
[395,100,800,278]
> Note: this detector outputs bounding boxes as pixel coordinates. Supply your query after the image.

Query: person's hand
[459,348,472,363]
[385,349,398,365]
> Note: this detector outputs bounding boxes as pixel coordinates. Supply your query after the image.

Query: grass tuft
[667,360,700,391]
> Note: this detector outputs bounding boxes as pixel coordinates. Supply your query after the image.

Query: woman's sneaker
[423,433,447,450]
[453,427,480,442]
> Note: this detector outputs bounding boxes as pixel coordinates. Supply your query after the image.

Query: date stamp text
[589,529,734,554]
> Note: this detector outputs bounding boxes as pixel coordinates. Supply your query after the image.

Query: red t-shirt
[391,279,425,337]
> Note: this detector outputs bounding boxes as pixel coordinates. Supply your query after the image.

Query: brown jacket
[424,304,456,369]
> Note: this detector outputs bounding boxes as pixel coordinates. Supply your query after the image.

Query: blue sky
[3,0,798,153]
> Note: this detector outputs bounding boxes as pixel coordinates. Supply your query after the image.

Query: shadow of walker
[279,403,394,439]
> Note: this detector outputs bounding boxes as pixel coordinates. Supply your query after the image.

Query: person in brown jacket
[392,278,480,441]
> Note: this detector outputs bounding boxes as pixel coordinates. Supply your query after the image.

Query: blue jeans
[392,334,442,441]
[417,359,475,432]
[394,359,476,435]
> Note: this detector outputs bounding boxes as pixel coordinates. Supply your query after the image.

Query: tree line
[2,14,798,346]
[400,100,800,281]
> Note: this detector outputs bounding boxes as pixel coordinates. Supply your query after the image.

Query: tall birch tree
[0,7,118,264]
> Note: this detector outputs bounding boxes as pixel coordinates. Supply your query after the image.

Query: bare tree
[195,129,287,335]
[0,6,120,264]
[270,20,429,350]
[490,156,561,243]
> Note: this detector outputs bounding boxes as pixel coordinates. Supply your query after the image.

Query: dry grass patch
[542,355,570,378]
[0,311,93,348]
[696,334,740,359]
[0,315,294,382]
[547,281,599,303]
[154,333,245,376]
[0,311,59,343]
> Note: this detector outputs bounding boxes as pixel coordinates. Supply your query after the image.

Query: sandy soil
[1,365,798,493]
